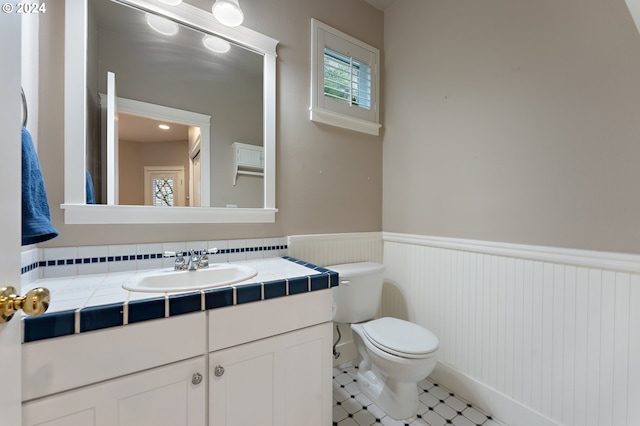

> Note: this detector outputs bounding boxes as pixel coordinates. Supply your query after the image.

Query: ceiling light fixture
[158,124,171,130]
[202,35,231,53]
[212,0,244,27]
[158,0,183,5]
[146,13,179,36]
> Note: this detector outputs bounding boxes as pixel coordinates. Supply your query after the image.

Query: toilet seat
[361,317,438,359]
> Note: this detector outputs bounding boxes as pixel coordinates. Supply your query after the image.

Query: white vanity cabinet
[209,323,332,426]
[21,287,334,426]
[21,313,207,426]
[208,291,334,426]
[22,356,206,426]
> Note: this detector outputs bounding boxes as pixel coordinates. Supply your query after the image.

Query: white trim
[64,0,278,224]
[288,231,383,245]
[625,0,640,33]
[102,95,212,207]
[383,232,640,274]
[310,106,381,136]
[61,204,277,224]
[430,362,562,426]
[310,19,381,136]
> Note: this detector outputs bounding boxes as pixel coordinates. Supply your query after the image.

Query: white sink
[123,263,258,293]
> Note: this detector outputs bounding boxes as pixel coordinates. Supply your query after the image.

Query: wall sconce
[212,0,244,27]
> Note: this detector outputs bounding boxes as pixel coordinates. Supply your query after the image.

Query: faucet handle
[163,251,184,258]
[197,248,218,269]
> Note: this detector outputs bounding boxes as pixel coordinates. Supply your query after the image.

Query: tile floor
[333,362,505,426]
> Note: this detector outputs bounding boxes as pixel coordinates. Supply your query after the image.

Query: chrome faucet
[186,250,201,271]
[163,248,219,271]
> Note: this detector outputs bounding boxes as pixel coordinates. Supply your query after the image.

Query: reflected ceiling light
[202,35,231,53]
[158,0,183,5]
[212,0,244,27]
[146,13,179,36]
[158,124,171,130]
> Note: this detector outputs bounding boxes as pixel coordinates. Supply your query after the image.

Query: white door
[0,11,24,425]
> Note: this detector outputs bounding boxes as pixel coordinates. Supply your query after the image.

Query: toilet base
[356,363,420,420]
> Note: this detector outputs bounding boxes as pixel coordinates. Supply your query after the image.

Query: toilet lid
[362,317,439,358]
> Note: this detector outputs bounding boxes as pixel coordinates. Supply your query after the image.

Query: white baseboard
[430,362,562,426]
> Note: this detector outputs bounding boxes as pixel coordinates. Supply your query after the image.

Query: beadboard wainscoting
[382,232,640,426]
[287,232,383,268]
[288,232,384,366]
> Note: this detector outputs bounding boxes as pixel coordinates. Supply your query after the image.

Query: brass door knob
[0,286,50,323]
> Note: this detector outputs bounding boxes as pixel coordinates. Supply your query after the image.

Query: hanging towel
[22,127,59,245]
[86,170,95,204]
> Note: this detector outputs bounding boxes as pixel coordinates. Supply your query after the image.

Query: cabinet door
[23,356,206,426]
[209,322,332,426]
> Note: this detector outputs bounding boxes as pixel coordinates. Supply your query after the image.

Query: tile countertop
[21,257,338,343]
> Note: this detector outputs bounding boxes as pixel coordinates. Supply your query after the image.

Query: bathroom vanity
[21,257,335,426]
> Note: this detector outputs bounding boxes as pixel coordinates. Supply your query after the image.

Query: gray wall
[383,0,640,254]
[37,0,383,246]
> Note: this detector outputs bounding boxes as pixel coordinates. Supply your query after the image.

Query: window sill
[309,107,381,136]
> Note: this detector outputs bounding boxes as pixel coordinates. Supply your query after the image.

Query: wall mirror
[63,0,278,224]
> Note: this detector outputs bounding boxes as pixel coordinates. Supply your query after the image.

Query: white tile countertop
[21,257,338,343]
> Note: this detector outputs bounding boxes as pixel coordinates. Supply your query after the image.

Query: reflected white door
[191,151,201,207]
[0,11,24,424]
[106,71,119,205]
[144,167,185,206]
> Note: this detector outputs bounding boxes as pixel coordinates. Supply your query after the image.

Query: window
[310,19,381,136]
[151,177,175,206]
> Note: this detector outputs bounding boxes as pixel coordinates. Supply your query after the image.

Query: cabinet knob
[192,372,203,385]
[0,286,50,323]
[214,365,225,377]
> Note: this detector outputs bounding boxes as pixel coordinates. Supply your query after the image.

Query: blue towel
[22,128,59,245]
[86,170,95,204]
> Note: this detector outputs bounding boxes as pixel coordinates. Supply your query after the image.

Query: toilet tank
[327,262,385,324]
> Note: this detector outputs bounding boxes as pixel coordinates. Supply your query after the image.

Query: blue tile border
[205,287,234,309]
[169,292,201,316]
[128,297,165,324]
[23,310,76,343]
[80,303,124,333]
[263,280,287,300]
[236,283,262,304]
[20,244,289,276]
[22,256,338,343]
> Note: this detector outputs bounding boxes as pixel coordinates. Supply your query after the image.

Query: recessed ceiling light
[202,35,231,53]
[159,124,171,130]
[146,13,179,36]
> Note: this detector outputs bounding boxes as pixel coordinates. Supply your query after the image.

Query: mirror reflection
[87,0,264,208]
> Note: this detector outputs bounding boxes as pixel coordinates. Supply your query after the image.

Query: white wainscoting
[287,232,383,267]
[382,232,640,426]
[288,232,384,366]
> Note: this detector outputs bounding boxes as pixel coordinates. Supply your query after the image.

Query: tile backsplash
[21,237,288,284]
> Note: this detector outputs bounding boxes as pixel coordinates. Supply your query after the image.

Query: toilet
[328,262,439,420]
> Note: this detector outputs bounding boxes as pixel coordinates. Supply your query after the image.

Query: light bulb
[212,0,244,27]
[146,13,179,36]
[202,35,231,53]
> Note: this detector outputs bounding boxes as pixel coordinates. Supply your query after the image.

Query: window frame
[310,19,381,136]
